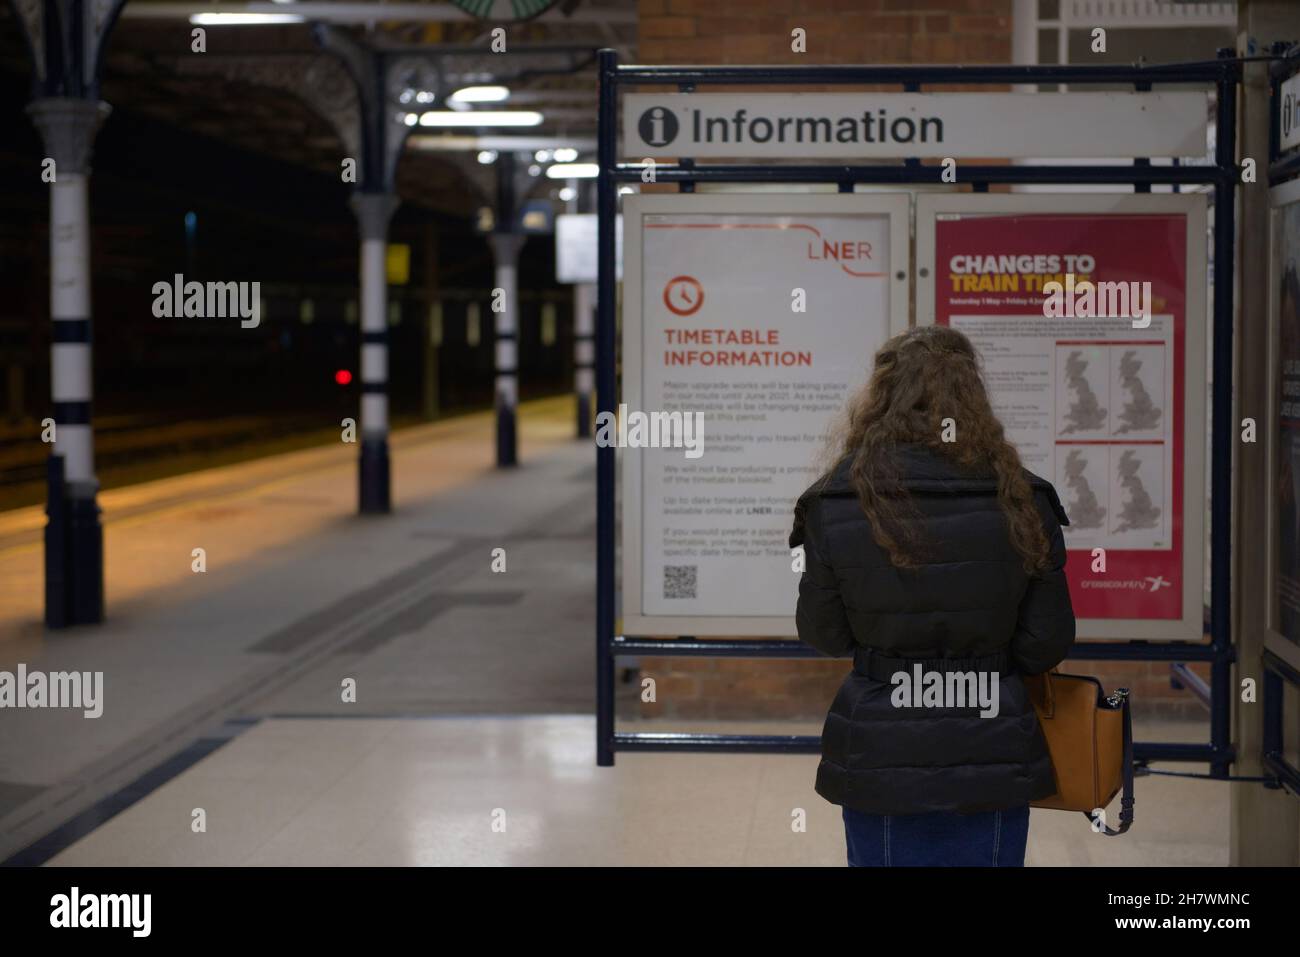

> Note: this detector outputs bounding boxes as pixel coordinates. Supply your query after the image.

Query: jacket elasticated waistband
[852,647,1013,683]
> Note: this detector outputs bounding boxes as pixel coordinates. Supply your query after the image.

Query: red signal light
[335,369,353,386]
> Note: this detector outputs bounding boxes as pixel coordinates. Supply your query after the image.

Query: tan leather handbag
[1025,670,1134,835]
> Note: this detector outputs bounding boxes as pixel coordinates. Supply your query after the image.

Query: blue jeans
[842,805,1029,867]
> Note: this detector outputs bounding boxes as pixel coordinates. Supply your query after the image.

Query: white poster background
[622,194,909,637]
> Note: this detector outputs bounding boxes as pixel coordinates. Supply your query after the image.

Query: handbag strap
[1083,690,1135,836]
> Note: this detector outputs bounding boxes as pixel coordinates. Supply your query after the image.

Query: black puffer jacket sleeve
[791,495,856,657]
[1009,491,1076,675]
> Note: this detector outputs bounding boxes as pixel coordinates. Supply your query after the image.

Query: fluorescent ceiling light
[546,163,598,179]
[553,147,578,162]
[407,136,597,152]
[190,13,304,24]
[450,86,510,105]
[418,111,542,128]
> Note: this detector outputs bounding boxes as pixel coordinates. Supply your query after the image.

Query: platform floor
[38,715,1226,867]
[0,397,1230,866]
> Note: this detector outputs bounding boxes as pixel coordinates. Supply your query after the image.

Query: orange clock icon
[663,275,704,317]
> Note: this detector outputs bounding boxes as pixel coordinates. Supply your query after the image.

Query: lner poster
[622,195,908,636]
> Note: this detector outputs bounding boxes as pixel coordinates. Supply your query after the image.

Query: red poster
[934,213,1187,621]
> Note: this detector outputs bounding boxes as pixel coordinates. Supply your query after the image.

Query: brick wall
[627,656,1212,722]
[627,0,1209,724]
[638,0,1012,68]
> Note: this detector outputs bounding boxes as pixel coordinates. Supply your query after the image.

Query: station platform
[0,397,1228,866]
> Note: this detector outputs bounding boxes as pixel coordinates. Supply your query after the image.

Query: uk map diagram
[1053,341,1169,549]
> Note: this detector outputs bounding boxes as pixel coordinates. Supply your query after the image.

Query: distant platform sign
[556,213,622,284]
[1280,72,1300,153]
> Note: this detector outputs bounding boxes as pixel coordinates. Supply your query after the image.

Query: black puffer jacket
[790,444,1075,815]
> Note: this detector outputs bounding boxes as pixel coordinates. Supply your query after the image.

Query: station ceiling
[0,0,636,217]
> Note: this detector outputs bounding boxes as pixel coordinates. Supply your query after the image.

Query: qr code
[663,565,697,600]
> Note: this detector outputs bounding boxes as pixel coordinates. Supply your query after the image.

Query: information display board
[1266,178,1300,673]
[623,92,1207,160]
[917,194,1207,641]
[556,213,623,284]
[1279,71,1300,154]
[621,194,909,636]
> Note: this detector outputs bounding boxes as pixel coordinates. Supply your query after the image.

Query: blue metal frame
[1261,42,1300,795]
[1262,651,1300,796]
[596,49,1240,771]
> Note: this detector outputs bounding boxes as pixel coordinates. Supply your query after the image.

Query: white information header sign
[623,92,1207,160]
[622,193,909,637]
[556,213,623,284]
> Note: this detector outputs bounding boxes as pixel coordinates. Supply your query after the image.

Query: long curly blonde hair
[826,325,1050,574]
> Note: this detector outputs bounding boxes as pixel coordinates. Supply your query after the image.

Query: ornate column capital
[488,232,525,265]
[350,192,399,240]
[26,98,111,174]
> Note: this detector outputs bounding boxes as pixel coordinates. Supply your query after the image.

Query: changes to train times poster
[621,194,909,636]
[919,195,1206,640]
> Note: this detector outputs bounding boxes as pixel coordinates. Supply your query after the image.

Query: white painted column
[360,230,389,437]
[49,174,94,488]
[350,192,398,513]
[28,97,108,628]
[574,282,595,437]
[489,233,523,467]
